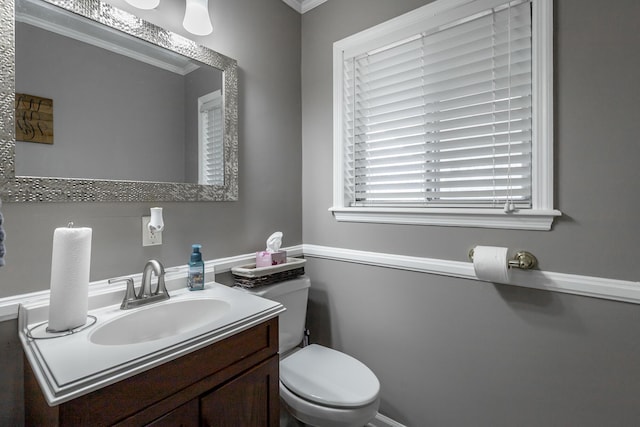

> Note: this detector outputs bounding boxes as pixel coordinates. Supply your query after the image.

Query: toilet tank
[240,276,310,354]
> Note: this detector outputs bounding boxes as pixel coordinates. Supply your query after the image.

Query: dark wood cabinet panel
[25,318,279,427]
[201,355,279,427]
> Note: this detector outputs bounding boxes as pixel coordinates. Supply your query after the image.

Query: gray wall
[304,259,640,426]
[0,320,23,426]
[0,0,300,423]
[302,0,640,425]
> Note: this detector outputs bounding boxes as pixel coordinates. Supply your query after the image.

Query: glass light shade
[183,0,213,36]
[125,0,160,10]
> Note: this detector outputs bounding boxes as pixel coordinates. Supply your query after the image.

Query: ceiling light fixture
[183,0,213,36]
[124,0,160,10]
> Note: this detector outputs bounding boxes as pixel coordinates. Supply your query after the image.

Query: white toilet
[240,276,380,427]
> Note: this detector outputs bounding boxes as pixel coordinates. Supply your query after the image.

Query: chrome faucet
[109,259,170,310]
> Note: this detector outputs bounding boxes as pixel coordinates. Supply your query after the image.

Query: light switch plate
[142,216,162,246]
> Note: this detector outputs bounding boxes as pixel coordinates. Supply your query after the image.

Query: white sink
[89,298,231,346]
[19,282,285,405]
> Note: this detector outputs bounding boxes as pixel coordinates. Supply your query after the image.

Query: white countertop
[19,281,284,406]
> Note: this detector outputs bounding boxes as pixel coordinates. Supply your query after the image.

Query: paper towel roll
[472,246,511,284]
[47,226,92,332]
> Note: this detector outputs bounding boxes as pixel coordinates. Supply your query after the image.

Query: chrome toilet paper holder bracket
[468,249,538,270]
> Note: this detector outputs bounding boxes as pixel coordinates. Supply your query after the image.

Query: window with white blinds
[332,0,559,230]
[198,90,224,186]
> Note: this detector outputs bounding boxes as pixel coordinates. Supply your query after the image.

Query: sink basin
[89,298,231,346]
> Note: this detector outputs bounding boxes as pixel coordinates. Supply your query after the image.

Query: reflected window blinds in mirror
[0,0,238,202]
[198,90,224,186]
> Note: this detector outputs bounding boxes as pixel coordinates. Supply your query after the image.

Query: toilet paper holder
[468,248,538,270]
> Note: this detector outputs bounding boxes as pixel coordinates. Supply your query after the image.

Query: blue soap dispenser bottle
[188,244,205,291]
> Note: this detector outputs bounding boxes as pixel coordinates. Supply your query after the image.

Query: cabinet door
[145,399,199,427]
[201,355,279,427]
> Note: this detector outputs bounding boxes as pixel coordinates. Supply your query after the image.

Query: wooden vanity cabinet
[25,318,280,427]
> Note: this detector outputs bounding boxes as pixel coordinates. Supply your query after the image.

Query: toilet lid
[280,344,380,408]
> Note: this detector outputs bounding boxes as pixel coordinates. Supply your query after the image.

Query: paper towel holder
[468,248,538,270]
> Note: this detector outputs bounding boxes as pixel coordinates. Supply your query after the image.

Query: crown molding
[282,0,327,14]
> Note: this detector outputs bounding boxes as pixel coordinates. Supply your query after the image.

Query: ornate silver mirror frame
[0,0,238,202]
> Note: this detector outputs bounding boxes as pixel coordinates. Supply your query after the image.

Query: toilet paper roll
[47,226,92,332]
[472,246,511,284]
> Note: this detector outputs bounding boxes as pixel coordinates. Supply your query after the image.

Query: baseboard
[302,244,640,305]
[368,412,407,427]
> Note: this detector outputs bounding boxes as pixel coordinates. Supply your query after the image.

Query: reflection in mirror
[0,0,238,202]
[16,0,222,184]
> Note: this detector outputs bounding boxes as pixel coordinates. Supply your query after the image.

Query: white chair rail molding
[3,244,640,323]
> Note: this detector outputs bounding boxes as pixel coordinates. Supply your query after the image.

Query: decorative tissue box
[256,250,287,267]
[232,257,306,288]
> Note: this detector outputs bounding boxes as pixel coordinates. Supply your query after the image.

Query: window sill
[329,207,562,230]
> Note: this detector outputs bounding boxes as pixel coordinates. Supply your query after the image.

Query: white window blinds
[342,0,533,209]
[199,91,224,186]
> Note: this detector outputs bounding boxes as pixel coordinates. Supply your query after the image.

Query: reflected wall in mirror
[0,0,238,202]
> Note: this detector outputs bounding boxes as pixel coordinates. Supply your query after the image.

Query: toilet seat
[280,344,380,408]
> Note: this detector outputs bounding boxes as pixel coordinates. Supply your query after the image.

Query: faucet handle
[109,277,136,308]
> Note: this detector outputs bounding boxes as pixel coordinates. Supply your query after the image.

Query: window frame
[331,0,559,230]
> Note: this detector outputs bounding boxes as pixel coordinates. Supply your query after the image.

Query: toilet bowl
[237,276,380,427]
[279,344,380,427]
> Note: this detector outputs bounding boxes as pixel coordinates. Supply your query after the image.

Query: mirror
[0,0,238,202]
